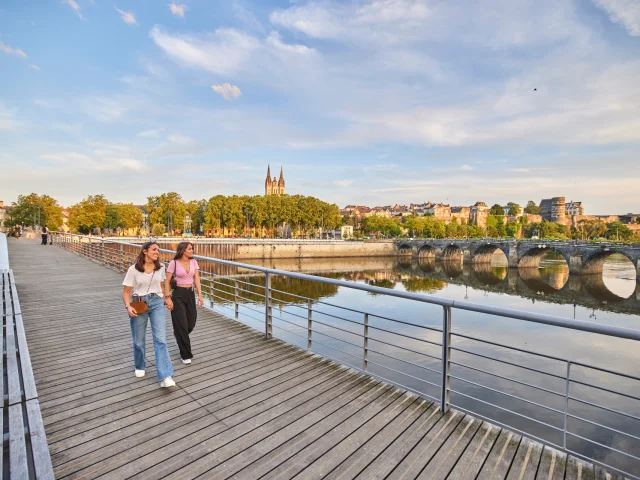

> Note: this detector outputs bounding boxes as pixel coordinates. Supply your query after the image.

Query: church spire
[278,166,285,187]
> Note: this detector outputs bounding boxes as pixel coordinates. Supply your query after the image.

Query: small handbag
[169,260,177,290]
[130,270,155,315]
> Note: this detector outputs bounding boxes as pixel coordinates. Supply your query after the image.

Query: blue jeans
[129,294,174,381]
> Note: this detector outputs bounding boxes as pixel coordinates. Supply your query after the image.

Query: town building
[0,201,6,232]
[565,201,585,216]
[470,201,489,227]
[540,197,568,223]
[265,165,286,196]
[450,206,470,224]
[427,203,451,222]
[341,225,354,238]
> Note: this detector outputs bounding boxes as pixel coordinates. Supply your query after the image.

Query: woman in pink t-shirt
[165,242,204,363]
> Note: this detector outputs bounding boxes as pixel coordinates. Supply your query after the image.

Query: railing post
[307,300,313,350]
[264,272,272,339]
[364,313,369,372]
[101,239,105,265]
[119,244,124,272]
[441,306,452,413]
[564,361,571,448]
[234,280,239,319]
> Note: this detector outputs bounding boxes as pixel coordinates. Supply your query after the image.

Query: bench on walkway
[2,267,54,479]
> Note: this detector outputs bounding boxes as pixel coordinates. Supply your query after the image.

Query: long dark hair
[135,241,163,272]
[173,242,194,261]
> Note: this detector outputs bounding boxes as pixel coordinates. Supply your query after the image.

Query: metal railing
[51,232,640,478]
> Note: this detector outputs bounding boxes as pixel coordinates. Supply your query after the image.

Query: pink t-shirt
[167,259,199,286]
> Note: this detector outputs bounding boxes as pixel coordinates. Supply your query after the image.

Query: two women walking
[122,241,202,388]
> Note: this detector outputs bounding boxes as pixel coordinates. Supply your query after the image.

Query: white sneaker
[135,370,145,378]
[182,358,191,364]
[160,376,176,388]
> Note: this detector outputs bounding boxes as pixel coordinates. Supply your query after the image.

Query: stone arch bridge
[395,239,640,278]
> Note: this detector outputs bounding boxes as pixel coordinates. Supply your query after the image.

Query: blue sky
[1,0,639,214]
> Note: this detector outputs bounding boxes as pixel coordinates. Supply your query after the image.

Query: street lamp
[183,213,192,237]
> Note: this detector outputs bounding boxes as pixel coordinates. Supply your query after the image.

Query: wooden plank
[14,313,38,401]
[534,447,566,480]
[505,437,544,480]
[565,456,595,480]
[447,422,502,480]
[26,399,55,479]
[322,399,433,480]
[476,429,522,480]
[385,410,465,479]
[416,413,482,479]
[5,300,23,406]
[9,403,29,480]
[353,403,443,479]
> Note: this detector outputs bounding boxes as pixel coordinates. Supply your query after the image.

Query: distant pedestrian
[165,242,204,364]
[41,225,48,245]
[122,241,176,388]
[13,225,21,240]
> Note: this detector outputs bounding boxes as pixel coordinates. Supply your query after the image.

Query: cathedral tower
[265,165,285,195]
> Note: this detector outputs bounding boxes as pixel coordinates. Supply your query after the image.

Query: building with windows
[265,165,286,195]
[565,201,585,216]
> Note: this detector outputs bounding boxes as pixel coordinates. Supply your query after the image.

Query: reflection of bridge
[396,239,640,278]
[396,257,640,315]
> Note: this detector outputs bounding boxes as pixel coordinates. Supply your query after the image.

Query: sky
[0,0,639,214]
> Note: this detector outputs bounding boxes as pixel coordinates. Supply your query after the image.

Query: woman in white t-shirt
[122,241,176,388]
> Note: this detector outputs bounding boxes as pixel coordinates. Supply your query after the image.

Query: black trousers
[41,234,48,245]
[171,287,197,360]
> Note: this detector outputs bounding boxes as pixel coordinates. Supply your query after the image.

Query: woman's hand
[197,296,204,307]
[127,306,138,317]
[164,297,174,311]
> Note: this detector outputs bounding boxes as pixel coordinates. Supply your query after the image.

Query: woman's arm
[123,286,138,317]
[163,271,174,310]
[194,269,204,307]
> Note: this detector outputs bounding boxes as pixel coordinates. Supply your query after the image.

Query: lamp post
[183,213,192,237]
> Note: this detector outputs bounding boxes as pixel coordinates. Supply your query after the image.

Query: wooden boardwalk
[6,239,606,479]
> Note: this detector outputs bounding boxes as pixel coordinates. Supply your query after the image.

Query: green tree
[146,192,186,233]
[152,223,165,237]
[605,222,633,241]
[104,205,122,232]
[506,202,521,217]
[576,219,607,240]
[524,200,540,215]
[68,194,109,233]
[114,203,144,229]
[489,204,505,216]
[3,193,63,230]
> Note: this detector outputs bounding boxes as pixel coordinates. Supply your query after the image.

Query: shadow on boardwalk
[7,239,601,479]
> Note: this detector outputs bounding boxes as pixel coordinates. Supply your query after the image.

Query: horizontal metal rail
[52,232,640,478]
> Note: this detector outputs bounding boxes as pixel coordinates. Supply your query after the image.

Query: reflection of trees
[366,278,396,290]
[402,277,447,294]
[201,275,339,305]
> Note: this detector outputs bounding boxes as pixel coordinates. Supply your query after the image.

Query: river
[199,253,639,474]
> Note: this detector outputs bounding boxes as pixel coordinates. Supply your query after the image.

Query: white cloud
[0,41,27,58]
[169,2,188,18]
[29,64,40,70]
[63,0,84,20]
[334,179,354,187]
[150,26,260,74]
[115,7,137,25]
[137,129,159,137]
[82,97,128,123]
[168,134,195,145]
[458,165,473,171]
[211,83,243,101]
[594,0,640,36]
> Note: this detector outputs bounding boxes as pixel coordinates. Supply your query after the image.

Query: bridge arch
[417,255,436,273]
[417,244,436,260]
[472,244,508,265]
[398,243,413,256]
[442,245,464,263]
[581,251,636,299]
[518,247,570,270]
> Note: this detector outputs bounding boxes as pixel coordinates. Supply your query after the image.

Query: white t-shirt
[122,265,166,297]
